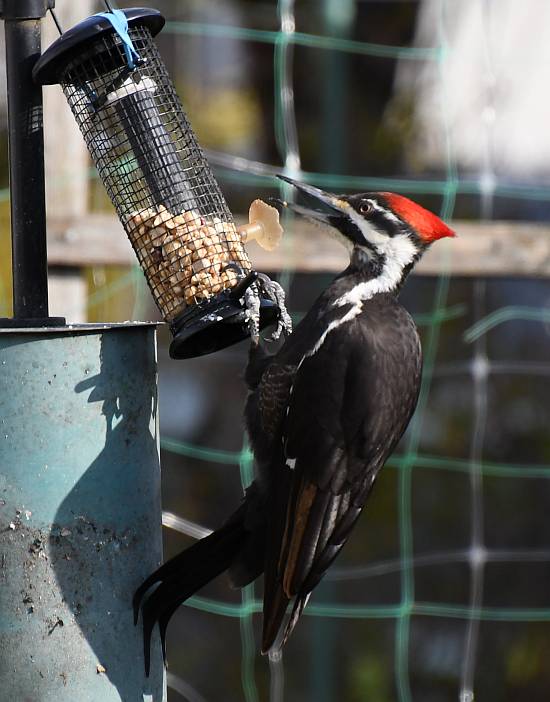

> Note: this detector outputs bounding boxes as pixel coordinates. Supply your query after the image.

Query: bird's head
[274,175,455,284]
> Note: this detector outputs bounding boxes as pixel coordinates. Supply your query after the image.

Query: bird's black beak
[271,175,351,229]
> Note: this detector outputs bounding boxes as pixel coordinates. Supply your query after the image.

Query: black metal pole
[1,0,53,320]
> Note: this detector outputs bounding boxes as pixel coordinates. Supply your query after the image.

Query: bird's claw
[244,284,261,342]
[254,274,293,341]
[241,273,292,344]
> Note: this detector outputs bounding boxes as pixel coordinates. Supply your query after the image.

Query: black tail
[134,508,247,676]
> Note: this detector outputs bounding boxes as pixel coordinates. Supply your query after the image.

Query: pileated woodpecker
[134,175,455,674]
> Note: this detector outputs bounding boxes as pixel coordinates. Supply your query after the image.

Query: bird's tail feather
[135,512,246,676]
[281,592,310,647]
[133,518,241,622]
[261,582,290,654]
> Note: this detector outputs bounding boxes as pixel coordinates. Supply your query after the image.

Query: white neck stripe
[334,227,418,308]
[300,208,418,361]
[304,304,364,359]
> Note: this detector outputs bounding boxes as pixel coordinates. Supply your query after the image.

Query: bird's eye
[359,202,372,215]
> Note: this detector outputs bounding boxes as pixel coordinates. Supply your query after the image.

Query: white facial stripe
[316,197,402,251]
[367,199,402,226]
[377,232,419,270]
[345,204,400,246]
[334,232,418,308]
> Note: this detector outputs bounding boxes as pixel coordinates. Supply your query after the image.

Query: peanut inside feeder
[126,205,245,322]
[34,8,280,358]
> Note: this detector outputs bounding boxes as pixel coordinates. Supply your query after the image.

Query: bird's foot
[255,274,293,341]
[243,284,261,342]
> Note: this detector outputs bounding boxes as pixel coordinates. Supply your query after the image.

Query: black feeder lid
[33,7,165,85]
[169,274,280,359]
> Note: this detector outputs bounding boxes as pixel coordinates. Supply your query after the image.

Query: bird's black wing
[261,321,385,652]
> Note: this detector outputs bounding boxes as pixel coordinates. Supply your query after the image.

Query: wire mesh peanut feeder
[34,8,281,358]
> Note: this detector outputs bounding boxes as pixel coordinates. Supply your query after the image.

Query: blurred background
[2,1,550,700]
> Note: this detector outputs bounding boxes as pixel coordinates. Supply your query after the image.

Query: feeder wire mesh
[60,25,252,322]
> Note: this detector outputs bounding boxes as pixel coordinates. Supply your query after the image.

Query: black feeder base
[169,293,279,360]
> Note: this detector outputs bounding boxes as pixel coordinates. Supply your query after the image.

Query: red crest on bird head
[381,193,455,243]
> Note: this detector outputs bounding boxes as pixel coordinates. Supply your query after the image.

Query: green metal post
[0,324,166,701]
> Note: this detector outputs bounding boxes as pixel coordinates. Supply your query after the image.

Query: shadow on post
[50,329,164,701]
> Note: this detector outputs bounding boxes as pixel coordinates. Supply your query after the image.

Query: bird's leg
[256,273,293,341]
[244,283,261,344]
